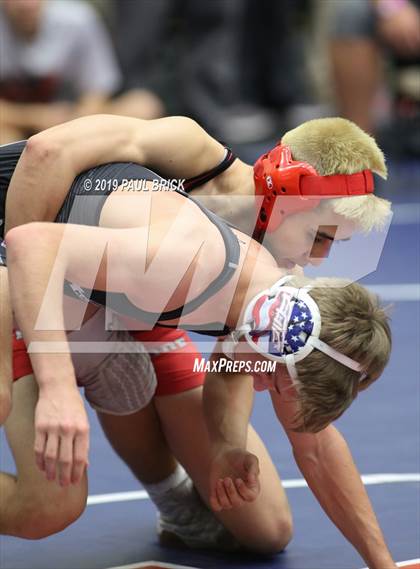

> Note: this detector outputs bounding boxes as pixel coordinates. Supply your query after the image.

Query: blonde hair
[281,118,391,232]
[286,276,391,433]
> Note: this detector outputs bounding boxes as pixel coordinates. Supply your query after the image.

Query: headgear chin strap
[223,276,366,382]
[253,144,374,242]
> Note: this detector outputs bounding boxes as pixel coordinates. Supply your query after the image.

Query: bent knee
[18,489,87,539]
[242,515,293,555]
[262,517,293,554]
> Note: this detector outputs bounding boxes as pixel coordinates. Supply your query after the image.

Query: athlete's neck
[222,160,255,196]
[223,241,287,331]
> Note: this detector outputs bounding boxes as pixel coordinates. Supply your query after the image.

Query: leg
[155,387,293,554]
[328,0,382,133]
[97,401,242,551]
[97,402,177,484]
[330,38,381,133]
[0,375,88,538]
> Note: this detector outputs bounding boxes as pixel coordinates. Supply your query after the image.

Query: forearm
[203,360,254,449]
[295,426,394,568]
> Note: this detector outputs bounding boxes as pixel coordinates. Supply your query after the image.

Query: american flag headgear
[224,276,366,382]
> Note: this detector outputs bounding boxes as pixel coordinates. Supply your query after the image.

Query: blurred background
[1,0,419,159]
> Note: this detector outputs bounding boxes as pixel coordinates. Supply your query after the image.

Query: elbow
[292,426,337,470]
[292,437,323,470]
[293,447,321,470]
[4,225,30,262]
[5,223,49,262]
[25,133,61,165]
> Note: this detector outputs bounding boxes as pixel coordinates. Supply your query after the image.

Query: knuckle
[73,457,85,465]
[76,423,89,435]
[60,423,74,435]
[36,422,49,433]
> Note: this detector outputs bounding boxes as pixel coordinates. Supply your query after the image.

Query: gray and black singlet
[0,141,239,335]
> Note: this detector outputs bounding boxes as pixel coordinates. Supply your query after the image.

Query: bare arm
[204,355,254,450]
[4,221,140,485]
[5,114,224,232]
[5,222,137,370]
[270,390,396,569]
[203,353,261,510]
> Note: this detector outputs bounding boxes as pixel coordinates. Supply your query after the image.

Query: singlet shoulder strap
[183,147,236,193]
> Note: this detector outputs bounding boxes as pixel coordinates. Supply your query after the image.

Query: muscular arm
[4,222,139,383]
[5,114,224,232]
[270,390,396,568]
[203,353,264,510]
[203,355,254,450]
[5,219,159,484]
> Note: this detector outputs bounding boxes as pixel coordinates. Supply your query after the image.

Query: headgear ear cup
[253,144,375,242]
[223,277,366,382]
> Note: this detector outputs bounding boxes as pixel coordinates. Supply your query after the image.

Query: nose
[296,251,324,268]
[295,252,310,267]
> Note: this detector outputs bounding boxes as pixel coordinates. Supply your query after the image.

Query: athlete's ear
[275,367,299,399]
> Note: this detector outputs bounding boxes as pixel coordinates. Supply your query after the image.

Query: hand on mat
[34,384,89,486]
[209,447,260,511]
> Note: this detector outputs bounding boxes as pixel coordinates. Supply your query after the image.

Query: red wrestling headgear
[253,144,374,241]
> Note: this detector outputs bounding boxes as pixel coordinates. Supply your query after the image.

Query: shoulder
[247,237,278,268]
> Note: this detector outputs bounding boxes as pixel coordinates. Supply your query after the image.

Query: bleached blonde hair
[286,276,392,433]
[282,118,391,232]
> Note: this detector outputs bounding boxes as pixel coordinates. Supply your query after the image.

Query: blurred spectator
[0,0,164,144]
[328,0,420,146]
[112,0,315,144]
[181,0,312,143]
[114,0,171,96]
[180,0,273,144]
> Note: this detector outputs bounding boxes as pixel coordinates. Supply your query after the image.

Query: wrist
[364,544,395,569]
[210,440,245,458]
[36,362,77,391]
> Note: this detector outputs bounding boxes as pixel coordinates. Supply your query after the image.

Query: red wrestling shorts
[12,326,205,397]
